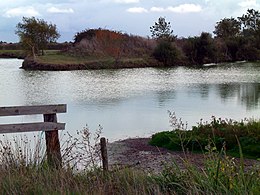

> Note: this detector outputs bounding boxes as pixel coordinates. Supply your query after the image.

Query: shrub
[153,41,180,66]
[150,116,260,159]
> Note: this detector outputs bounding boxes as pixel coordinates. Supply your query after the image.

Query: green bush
[150,117,260,159]
[153,41,180,66]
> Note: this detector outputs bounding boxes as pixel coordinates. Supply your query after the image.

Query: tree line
[150,9,260,66]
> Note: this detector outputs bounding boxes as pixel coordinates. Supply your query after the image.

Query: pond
[0,59,260,141]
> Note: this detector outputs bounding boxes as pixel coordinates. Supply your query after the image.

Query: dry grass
[0,125,258,194]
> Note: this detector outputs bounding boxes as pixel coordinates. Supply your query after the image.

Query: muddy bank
[21,58,162,71]
[107,138,260,174]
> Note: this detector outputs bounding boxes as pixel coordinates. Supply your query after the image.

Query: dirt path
[107,138,259,174]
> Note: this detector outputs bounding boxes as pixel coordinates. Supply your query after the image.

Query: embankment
[21,57,162,71]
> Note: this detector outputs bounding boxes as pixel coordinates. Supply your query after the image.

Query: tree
[16,17,60,58]
[150,17,179,65]
[239,9,260,32]
[183,37,199,63]
[183,33,216,65]
[214,17,241,39]
[213,18,241,61]
[196,32,216,64]
[238,9,260,49]
[150,17,174,40]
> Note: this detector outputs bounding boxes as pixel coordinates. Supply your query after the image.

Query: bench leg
[44,114,62,168]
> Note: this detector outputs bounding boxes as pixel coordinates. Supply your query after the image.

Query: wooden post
[44,113,62,169]
[100,137,108,171]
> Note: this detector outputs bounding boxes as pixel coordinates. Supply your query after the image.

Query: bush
[152,41,180,66]
[150,117,260,159]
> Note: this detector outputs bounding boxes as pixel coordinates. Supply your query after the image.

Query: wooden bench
[0,104,66,168]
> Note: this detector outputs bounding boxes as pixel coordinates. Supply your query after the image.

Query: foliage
[74,29,96,43]
[211,9,260,63]
[150,113,260,193]
[239,9,260,33]
[214,17,241,39]
[182,32,217,64]
[195,32,216,64]
[150,114,260,159]
[15,17,60,58]
[71,28,155,61]
[150,17,174,41]
[152,40,180,66]
[239,9,260,49]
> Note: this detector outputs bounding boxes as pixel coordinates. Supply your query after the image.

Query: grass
[0,122,258,194]
[0,165,161,194]
[0,127,162,194]
[34,51,148,68]
[36,51,114,65]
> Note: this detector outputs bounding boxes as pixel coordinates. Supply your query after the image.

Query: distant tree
[150,17,179,65]
[150,17,174,41]
[238,9,260,49]
[239,9,260,32]
[192,32,213,64]
[16,17,60,58]
[182,37,199,64]
[184,32,216,65]
[214,17,241,39]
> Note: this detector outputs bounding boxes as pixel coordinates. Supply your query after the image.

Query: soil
[107,138,260,174]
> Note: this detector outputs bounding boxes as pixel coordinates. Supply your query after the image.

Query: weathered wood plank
[0,122,65,134]
[100,137,108,171]
[44,113,62,168]
[0,104,66,117]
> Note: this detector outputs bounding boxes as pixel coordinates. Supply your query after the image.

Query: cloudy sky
[0,0,259,42]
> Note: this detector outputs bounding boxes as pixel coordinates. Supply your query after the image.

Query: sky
[0,0,260,42]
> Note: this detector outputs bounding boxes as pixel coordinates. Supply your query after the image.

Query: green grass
[150,116,260,159]
[0,166,161,194]
[36,51,147,65]
[35,51,111,64]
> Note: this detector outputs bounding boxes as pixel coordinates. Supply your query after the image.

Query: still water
[0,59,260,141]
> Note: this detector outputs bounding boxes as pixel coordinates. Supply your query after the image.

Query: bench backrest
[0,104,66,134]
[0,104,67,168]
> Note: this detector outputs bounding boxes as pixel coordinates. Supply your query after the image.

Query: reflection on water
[0,59,260,140]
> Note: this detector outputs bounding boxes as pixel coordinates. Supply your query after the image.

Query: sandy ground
[107,138,259,174]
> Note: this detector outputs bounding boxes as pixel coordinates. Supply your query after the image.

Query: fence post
[100,137,108,171]
[44,113,62,168]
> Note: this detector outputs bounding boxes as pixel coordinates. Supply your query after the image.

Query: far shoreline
[0,52,258,71]
[18,57,259,71]
[20,57,164,71]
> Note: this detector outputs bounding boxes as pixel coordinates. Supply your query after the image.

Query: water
[0,59,260,141]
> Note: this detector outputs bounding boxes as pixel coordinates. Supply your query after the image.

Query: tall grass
[0,127,161,194]
[0,123,258,194]
[152,140,260,194]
